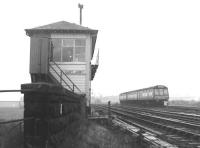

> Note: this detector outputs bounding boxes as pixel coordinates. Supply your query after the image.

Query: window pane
[155,89,159,95]
[62,47,73,62]
[75,47,85,62]
[75,39,86,46]
[159,89,164,95]
[164,89,168,95]
[62,39,73,47]
[51,39,61,62]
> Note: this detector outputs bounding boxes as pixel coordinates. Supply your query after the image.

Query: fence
[0,82,86,148]
[0,117,34,148]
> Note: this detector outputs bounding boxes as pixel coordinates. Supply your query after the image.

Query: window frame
[50,38,86,63]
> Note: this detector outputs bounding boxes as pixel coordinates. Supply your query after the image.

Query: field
[0,107,24,148]
[0,107,23,121]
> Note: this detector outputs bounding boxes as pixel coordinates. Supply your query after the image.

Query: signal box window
[62,47,73,62]
[51,38,86,62]
[51,39,61,62]
[75,39,86,62]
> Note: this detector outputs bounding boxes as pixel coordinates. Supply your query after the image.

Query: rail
[93,104,200,147]
[49,61,81,93]
[112,118,178,148]
[119,104,200,124]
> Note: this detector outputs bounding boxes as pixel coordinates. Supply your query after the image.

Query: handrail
[51,61,75,85]
[0,90,21,92]
[49,64,73,91]
[0,89,41,93]
[51,61,81,92]
[49,61,81,93]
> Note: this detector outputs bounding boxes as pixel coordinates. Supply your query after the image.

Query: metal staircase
[48,61,81,93]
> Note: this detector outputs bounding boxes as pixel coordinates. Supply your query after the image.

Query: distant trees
[169,100,200,107]
[93,98,102,104]
[91,95,103,104]
[91,95,119,104]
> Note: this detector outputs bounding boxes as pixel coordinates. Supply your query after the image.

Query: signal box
[25,21,98,107]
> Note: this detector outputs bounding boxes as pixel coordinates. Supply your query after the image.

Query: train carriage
[119,85,169,107]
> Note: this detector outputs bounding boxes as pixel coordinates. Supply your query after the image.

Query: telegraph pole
[78,3,83,25]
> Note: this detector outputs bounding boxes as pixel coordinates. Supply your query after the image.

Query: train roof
[120,85,168,95]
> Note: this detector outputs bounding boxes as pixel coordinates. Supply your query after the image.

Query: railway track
[93,104,200,148]
[112,106,200,134]
[112,118,178,148]
[161,106,200,115]
[118,105,200,125]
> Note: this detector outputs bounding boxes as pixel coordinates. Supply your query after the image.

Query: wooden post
[108,101,111,118]
[60,71,63,84]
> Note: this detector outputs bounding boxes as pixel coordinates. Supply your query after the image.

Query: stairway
[48,61,81,93]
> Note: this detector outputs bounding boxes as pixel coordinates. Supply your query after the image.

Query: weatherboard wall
[28,32,92,106]
[50,33,92,104]
[29,33,50,74]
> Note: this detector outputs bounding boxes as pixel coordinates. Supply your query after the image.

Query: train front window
[149,89,153,96]
[159,89,164,95]
[155,89,165,95]
[164,89,168,95]
[155,89,159,95]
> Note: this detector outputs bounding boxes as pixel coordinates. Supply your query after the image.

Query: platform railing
[49,61,81,93]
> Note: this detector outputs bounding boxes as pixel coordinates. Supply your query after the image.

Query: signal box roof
[25,21,98,36]
[25,21,98,59]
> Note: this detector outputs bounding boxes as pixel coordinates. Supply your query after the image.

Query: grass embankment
[0,107,24,148]
[0,107,139,148]
[59,120,138,148]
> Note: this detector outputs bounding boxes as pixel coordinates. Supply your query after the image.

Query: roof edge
[25,29,98,37]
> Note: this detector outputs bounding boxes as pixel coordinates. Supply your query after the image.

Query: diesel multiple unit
[119,85,169,106]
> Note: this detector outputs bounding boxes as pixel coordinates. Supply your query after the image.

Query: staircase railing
[49,61,81,93]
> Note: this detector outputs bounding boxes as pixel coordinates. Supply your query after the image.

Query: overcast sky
[0,0,200,101]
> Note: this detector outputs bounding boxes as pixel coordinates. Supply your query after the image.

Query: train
[119,85,169,107]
